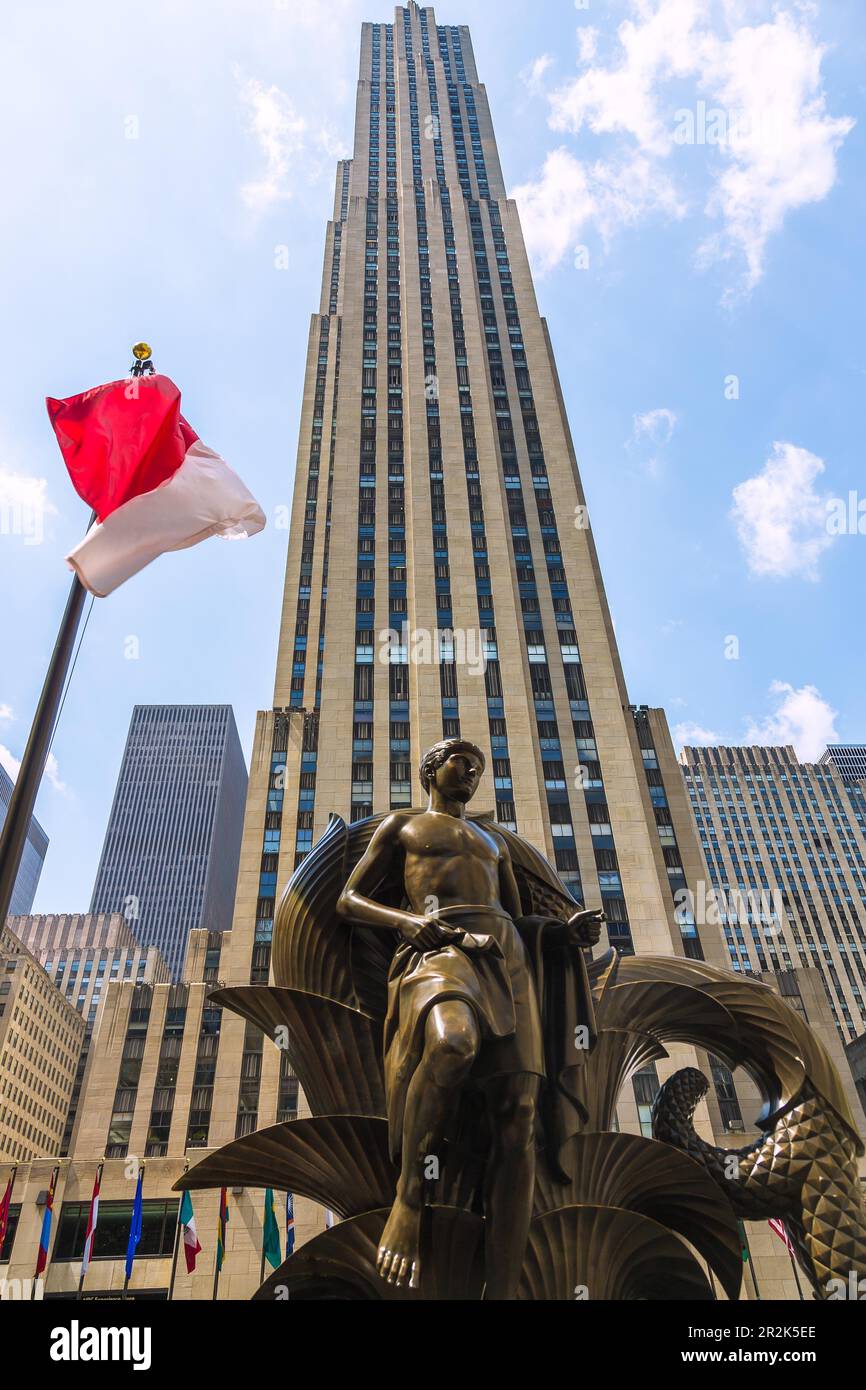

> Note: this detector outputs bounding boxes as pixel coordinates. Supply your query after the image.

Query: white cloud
[530,1,852,293]
[577,28,600,65]
[673,721,723,748]
[513,147,683,275]
[632,407,678,445]
[0,745,19,781]
[235,71,347,213]
[695,11,855,295]
[0,744,66,795]
[0,704,12,722]
[744,680,839,760]
[0,467,57,543]
[731,441,835,580]
[521,55,554,95]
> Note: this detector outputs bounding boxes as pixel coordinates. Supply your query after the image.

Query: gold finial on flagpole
[130,342,155,377]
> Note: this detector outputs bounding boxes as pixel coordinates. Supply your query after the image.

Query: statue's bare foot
[377,1194,421,1291]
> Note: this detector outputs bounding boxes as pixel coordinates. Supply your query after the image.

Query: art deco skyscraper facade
[90,706,248,981]
[253,3,685,971]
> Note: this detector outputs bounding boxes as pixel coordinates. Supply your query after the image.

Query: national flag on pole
[285,1192,295,1257]
[179,1189,202,1274]
[81,1165,102,1276]
[768,1217,795,1255]
[262,1188,281,1271]
[0,1173,15,1257]
[125,1169,144,1280]
[46,374,265,597]
[216,1188,229,1273]
[35,1166,59,1276]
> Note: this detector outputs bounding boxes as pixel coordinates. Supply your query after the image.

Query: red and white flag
[768,1217,795,1254]
[81,1165,101,1276]
[47,374,265,596]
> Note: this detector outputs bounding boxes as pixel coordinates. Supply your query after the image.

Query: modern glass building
[0,761,48,916]
[89,706,248,981]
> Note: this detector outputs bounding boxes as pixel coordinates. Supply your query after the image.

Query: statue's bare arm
[495,838,523,920]
[336,816,461,951]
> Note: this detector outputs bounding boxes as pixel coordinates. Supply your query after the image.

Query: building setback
[89,706,248,981]
[0,763,48,916]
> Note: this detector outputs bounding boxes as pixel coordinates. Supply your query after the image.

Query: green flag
[263,1188,281,1271]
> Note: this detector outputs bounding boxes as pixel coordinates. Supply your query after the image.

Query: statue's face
[433,751,483,804]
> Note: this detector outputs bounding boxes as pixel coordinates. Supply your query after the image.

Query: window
[54,1200,178,1261]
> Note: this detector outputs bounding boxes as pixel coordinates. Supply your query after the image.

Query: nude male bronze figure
[337,737,604,1300]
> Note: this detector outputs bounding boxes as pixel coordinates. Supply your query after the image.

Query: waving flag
[0,1172,16,1257]
[47,374,265,597]
[216,1188,229,1272]
[125,1169,144,1280]
[262,1188,281,1271]
[80,1165,102,1277]
[35,1165,59,1277]
[179,1190,202,1274]
[285,1192,295,1257]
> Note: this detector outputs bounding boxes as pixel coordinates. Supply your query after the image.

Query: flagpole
[0,542,93,928]
[167,1165,188,1302]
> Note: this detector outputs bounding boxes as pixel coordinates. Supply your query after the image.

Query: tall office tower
[820,745,866,787]
[0,763,48,916]
[681,744,866,1044]
[90,706,248,981]
[263,2,685,966]
[7,912,170,1153]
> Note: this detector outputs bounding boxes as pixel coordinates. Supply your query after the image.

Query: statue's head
[419,738,486,805]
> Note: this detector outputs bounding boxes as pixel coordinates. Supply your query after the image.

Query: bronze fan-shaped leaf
[254,1207,484,1302]
[533,1132,742,1301]
[210,986,386,1118]
[175,1116,396,1220]
[521,1206,715,1301]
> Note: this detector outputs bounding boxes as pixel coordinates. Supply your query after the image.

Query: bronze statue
[335,738,604,1298]
[175,733,866,1301]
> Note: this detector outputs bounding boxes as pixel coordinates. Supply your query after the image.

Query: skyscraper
[680,744,866,1043]
[0,762,48,916]
[90,706,248,981]
[261,3,683,968]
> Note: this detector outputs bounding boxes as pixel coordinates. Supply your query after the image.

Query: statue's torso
[399,812,506,917]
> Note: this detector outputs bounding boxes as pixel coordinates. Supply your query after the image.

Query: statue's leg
[378,999,479,1291]
[482,1072,540,1301]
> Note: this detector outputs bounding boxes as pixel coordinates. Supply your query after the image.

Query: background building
[90,706,248,981]
[0,927,84,1164]
[6,913,170,1153]
[680,744,866,1044]
[820,744,866,787]
[0,763,48,916]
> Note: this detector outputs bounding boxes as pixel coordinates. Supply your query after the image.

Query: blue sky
[0,0,864,912]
